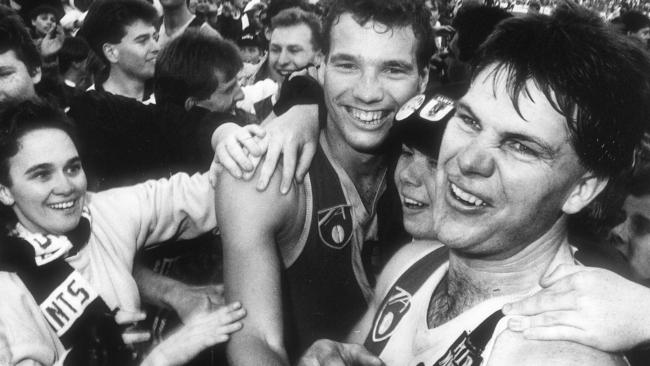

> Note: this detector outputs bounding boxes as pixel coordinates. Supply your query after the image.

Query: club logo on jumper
[419,95,455,122]
[396,94,426,121]
[371,286,412,342]
[318,204,353,249]
[39,270,99,336]
[412,331,482,366]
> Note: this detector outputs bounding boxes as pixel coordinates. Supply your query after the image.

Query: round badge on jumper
[395,94,426,121]
[419,95,455,122]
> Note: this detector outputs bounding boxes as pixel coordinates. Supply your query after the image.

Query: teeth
[48,200,75,210]
[404,197,425,208]
[450,183,485,207]
[349,108,384,124]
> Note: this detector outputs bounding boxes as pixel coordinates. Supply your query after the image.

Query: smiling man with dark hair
[215,0,433,364]
[298,3,650,366]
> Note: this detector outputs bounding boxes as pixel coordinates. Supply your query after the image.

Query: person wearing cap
[20,0,63,39]
[238,30,265,65]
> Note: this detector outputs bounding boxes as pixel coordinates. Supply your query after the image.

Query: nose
[398,158,424,188]
[352,71,384,104]
[150,38,161,54]
[277,49,290,66]
[610,219,630,247]
[53,171,75,196]
[456,142,495,178]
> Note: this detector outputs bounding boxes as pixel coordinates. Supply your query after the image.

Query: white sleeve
[93,172,216,251]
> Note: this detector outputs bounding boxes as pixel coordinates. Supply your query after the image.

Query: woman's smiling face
[0,128,87,235]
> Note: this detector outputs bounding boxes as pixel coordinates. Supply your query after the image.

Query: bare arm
[215,159,302,366]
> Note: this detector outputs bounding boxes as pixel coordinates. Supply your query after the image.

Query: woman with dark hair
[0,100,245,366]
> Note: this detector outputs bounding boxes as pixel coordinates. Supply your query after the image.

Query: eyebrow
[503,132,556,157]
[455,100,478,120]
[456,100,556,158]
[24,163,53,176]
[0,66,15,73]
[133,33,151,42]
[24,157,81,176]
[329,53,415,69]
[383,60,416,71]
[328,53,357,63]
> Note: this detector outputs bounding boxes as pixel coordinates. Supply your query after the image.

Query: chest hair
[427,272,491,328]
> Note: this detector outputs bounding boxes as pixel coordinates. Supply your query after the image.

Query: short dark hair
[154,30,243,107]
[452,5,512,62]
[473,2,650,226]
[620,10,650,33]
[270,7,322,50]
[322,0,433,72]
[0,6,41,76]
[78,0,158,66]
[0,100,78,186]
[58,36,90,74]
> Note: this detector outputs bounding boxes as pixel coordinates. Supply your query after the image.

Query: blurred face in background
[611,194,650,281]
[0,50,40,112]
[628,26,650,48]
[105,19,160,81]
[31,11,57,37]
[268,23,321,82]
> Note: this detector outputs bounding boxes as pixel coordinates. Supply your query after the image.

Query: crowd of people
[0,0,649,365]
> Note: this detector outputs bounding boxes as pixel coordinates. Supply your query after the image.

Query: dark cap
[390,92,455,159]
[237,31,262,48]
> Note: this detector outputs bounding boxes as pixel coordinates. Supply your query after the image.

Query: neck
[103,68,145,101]
[449,215,569,298]
[163,5,194,32]
[323,126,387,212]
[323,126,387,186]
[429,216,570,327]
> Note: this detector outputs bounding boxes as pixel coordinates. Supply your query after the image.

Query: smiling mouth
[403,196,428,209]
[449,183,487,207]
[47,199,76,210]
[346,107,389,126]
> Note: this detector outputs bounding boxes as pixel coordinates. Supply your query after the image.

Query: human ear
[0,184,15,207]
[561,173,608,214]
[103,43,119,63]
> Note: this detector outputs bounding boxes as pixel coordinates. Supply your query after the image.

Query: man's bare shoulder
[487,328,626,366]
[214,158,305,233]
[216,158,302,205]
